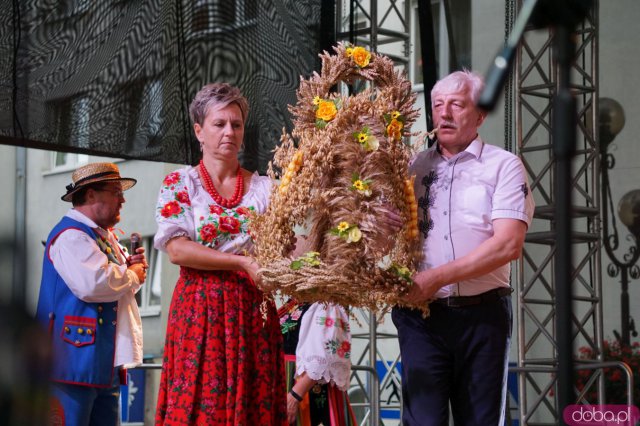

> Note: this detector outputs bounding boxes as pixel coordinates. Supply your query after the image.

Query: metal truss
[335,0,411,423]
[514,1,603,424]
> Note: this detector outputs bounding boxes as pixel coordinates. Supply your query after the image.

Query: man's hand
[127,247,148,283]
[128,247,147,267]
[379,203,404,233]
[402,269,441,305]
[128,262,147,283]
[368,203,404,253]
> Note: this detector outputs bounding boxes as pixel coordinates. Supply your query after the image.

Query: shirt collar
[66,208,105,235]
[428,136,484,161]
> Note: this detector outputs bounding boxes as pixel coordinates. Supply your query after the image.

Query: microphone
[130,232,142,255]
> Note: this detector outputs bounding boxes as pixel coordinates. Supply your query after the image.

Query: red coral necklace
[199,160,244,208]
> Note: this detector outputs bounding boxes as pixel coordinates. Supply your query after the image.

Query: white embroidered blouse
[295,303,352,391]
[154,166,272,253]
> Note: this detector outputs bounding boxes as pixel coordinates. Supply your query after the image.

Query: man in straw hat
[36,162,147,426]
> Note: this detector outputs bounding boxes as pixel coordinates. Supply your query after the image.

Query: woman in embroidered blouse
[280,301,356,425]
[154,83,286,425]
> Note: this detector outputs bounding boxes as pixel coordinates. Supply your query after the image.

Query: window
[122,236,162,316]
[191,0,257,34]
[50,152,89,171]
[412,0,471,85]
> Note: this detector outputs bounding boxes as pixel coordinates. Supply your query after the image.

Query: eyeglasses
[97,188,125,198]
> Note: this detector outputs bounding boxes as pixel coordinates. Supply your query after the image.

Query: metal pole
[620,267,630,346]
[553,24,577,423]
[12,147,27,307]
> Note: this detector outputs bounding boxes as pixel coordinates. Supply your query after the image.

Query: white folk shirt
[410,138,535,299]
[49,208,143,368]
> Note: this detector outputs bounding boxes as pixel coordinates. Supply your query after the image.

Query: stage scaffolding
[514,0,605,424]
[338,1,607,425]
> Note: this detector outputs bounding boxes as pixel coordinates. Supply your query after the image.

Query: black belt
[432,287,513,308]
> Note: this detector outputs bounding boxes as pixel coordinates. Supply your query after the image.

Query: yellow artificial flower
[347,226,362,243]
[352,46,371,68]
[391,110,401,120]
[337,221,350,232]
[353,180,366,191]
[316,100,338,122]
[313,96,322,106]
[345,47,354,57]
[357,132,368,143]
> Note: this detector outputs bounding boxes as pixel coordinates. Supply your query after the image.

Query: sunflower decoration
[250,43,427,314]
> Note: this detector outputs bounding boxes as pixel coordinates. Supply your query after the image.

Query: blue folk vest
[36,216,119,387]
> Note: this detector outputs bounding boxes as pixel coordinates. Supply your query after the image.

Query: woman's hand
[286,393,299,424]
[243,257,262,287]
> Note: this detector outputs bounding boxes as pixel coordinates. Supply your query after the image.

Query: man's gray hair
[431,70,485,105]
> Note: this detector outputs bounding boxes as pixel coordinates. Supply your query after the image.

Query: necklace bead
[199,160,244,208]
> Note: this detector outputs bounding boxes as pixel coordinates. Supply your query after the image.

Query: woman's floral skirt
[155,267,286,425]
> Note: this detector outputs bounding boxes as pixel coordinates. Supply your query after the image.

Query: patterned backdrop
[0,0,330,171]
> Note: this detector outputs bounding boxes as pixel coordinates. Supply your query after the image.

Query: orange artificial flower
[316,100,338,122]
[351,46,371,68]
[386,118,404,140]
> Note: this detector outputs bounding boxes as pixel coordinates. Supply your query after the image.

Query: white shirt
[49,208,143,368]
[410,138,535,298]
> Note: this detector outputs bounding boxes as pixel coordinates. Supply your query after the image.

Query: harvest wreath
[250,43,427,312]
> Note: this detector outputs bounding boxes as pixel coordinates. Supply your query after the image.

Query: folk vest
[36,216,120,387]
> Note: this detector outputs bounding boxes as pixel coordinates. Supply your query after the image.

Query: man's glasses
[97,188,125,198]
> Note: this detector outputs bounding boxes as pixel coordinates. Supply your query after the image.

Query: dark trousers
[392,295,512,426]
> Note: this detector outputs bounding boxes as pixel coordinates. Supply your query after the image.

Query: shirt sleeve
[491,154,535,227]
[154,168,195,251]
[295,303,352,391]
[50,229,141,303]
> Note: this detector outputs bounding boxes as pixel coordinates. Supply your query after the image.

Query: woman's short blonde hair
[189,83,249,125]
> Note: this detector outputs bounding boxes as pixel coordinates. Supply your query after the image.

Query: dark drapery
[0,0,332,172]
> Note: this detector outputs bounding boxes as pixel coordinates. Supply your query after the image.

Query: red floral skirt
[155,267,286,425]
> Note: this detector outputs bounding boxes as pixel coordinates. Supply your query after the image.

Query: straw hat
[61,162,137,202]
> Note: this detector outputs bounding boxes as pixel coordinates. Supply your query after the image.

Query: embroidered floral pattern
[157,170,255,249]
[196,206,255,249]
[279,304,305,334]
[316,316,350,332]
[159,200,183,218]
[324,339,351,359]
[418,170,438,238]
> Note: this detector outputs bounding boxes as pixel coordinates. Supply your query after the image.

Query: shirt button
[444,235,449,240]
[99,318,103,325]
[112,321,117,326]
[97,305,103,313]
[443,211,448,216]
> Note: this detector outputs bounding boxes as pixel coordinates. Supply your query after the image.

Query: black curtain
[0,0,331,172]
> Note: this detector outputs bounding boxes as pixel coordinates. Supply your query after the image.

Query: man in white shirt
[392,70,535,425]
[36,162,147,426]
